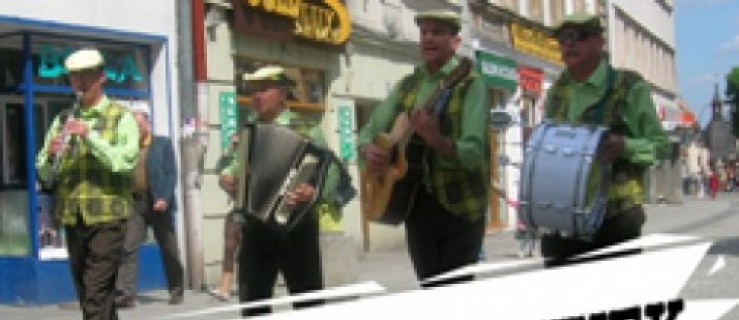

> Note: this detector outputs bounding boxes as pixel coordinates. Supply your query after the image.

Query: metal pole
[177,0,205,290]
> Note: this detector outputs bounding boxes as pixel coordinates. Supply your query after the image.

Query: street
[2,193,739,319]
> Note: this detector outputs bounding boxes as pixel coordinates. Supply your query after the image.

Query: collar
[420,56,459,79]
[565,58,609,87]
[79,95,110,116]
[273,109,296,126]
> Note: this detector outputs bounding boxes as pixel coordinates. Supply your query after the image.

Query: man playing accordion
[218,65,339,316]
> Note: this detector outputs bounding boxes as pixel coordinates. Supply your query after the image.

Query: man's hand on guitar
[285,183,316,206]
[360,144,390,172]
[410,109,441,144]
[410,109,456,158]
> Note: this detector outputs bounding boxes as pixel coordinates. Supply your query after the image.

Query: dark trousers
[238,215,323,316]
[66,217,126,320]
[540,206,646,265]
[405,188,486,288]
[116,192,184,299]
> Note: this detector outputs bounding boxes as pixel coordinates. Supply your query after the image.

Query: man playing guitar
[358,9,490,288]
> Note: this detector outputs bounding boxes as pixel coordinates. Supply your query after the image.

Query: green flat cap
[552,12,603,36]
[414,9,461,33]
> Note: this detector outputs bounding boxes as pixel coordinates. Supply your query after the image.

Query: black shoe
[168,293,184,305]
[115,296,136,309]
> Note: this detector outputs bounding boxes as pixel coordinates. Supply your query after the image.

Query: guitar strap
[402,57,473,118]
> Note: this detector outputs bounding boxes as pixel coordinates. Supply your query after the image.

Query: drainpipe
[178,0,207,290]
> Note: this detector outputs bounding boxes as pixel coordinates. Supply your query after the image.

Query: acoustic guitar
[361,58,473,225]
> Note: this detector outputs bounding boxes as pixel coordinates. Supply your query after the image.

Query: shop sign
[336,105,355,161]
[510,23,563,66]
[476,51,518,92]
[36,44,145,86]
[219,92,239,151]
[239,0,351,45]
[518,66,543,95]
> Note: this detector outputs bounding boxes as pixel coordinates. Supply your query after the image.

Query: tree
[727,67,739,136]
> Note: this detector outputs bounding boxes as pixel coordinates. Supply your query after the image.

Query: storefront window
[0,190,29,256]
[34,38,149,91]
[0,34,152,259]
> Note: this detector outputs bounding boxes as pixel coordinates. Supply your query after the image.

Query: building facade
[607,0,681,203]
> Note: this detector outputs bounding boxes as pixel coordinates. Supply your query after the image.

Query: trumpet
[46,92,83,190]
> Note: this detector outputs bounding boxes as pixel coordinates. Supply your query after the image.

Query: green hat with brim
[414,9,461,33]
[551,13,604,36]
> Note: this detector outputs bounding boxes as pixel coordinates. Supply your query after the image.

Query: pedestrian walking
[209,132,242,302]
[115,109,184,307]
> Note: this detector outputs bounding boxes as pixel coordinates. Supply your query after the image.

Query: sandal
[208,288,230,302]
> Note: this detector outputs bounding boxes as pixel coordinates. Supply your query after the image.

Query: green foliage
[727,67,739,136]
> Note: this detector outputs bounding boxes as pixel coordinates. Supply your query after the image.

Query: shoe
[208,288,230,302]
[169,293,184,305]
[115,296,136,309]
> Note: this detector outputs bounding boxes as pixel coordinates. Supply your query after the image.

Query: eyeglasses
[556,30,593,45]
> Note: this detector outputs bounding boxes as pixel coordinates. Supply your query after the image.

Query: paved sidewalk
[2,193,736,320]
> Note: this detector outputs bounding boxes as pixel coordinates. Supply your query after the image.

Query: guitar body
[361,115,424,225]
[360,57,473,225]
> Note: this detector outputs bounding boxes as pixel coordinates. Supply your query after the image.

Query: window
[573,0,587,14]
[549,0,566,26]
[492,0,519,12]
[33,38,150,92]
[2,104,27,187]
[528,0,544,23]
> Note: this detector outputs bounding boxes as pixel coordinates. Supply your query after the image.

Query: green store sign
[476,51,518,92]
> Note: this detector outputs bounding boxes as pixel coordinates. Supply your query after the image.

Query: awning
[475,50,518,91]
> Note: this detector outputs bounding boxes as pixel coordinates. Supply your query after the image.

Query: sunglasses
[556,30,593,44]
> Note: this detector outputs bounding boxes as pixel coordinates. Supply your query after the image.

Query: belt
[132,191,148,201]
[606,198,639,218]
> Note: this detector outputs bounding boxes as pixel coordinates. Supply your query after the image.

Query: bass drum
[518,122,611,240]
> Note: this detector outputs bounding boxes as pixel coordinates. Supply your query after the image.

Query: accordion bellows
[235,123,329,229]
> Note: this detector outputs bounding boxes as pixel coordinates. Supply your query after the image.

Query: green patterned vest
[55,102,133,225]
[396,70,490,222]
[546,67,647,212]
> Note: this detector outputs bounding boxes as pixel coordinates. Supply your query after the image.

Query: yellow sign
[510,23,562,66]
[245,0,351,45]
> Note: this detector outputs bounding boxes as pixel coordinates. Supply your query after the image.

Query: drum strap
[580,67,616,124]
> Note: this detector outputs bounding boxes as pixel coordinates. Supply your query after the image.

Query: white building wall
[0,0,180,135]
[609,0,675,47]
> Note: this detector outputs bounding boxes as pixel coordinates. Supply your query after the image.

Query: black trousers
[238,214,323,316]
[540,206,646,265]
[117,192,184,299]
[66,217,126,320]
[405,188,486,288]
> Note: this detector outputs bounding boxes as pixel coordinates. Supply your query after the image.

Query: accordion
[234,123,330,229]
